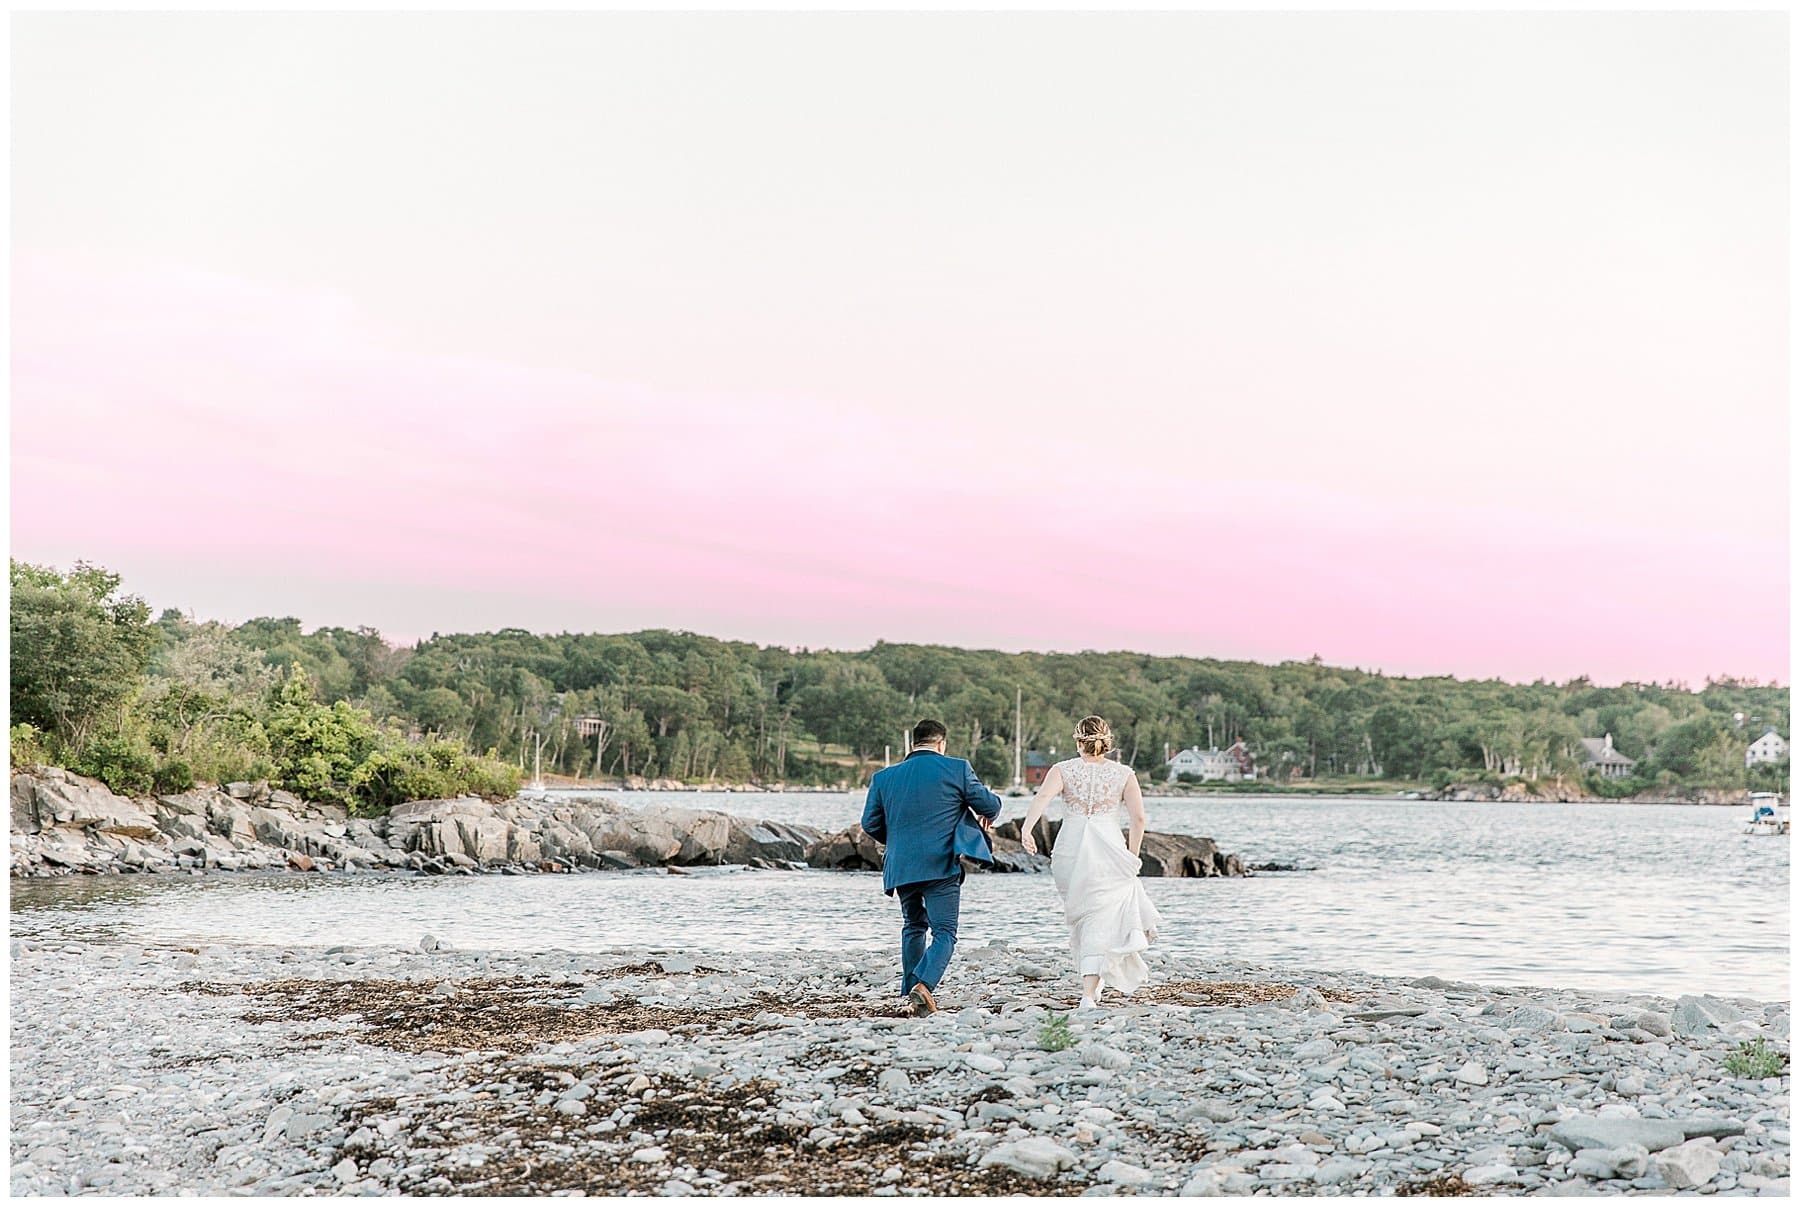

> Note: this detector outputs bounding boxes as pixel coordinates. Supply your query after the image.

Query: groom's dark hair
[912,719,948,745]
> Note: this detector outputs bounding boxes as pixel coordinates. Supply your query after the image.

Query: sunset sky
[10,12,1789,686]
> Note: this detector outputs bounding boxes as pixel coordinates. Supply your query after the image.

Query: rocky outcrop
[800,818,1245,878]
[992,817,1245,877]
[802,824,887,872]
[8,770,825,879]
[9,769,1247,880]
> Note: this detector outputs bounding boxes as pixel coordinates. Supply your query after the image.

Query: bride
[1019,715,1162,1010]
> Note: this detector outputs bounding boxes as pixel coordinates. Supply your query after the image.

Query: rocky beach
[7,935,1789,1197]
[8,769,1790,1197]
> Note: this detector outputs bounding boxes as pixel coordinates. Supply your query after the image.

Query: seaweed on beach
[589,960,727,978]
[184,975,912,1054]
[1396,1172,1477,1196]
[1120,980,1361,1008]
[408,1069,1086,1197]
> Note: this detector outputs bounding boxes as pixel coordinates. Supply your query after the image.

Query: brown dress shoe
[907,984,939,1016]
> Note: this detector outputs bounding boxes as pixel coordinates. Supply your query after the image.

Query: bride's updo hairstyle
[1074,715,1114,758]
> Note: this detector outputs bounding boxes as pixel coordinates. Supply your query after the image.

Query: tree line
[9,560,1789,807]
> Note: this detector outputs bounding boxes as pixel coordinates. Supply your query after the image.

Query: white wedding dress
[1049,757,1163,996]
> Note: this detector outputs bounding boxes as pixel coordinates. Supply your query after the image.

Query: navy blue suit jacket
[861,749,1003,895]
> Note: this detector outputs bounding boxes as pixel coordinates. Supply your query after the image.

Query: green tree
[795,677,910,763]
[264,668,382,806]
[9,560,157,750]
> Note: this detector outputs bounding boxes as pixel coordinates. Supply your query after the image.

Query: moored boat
[1744,793,1789,836]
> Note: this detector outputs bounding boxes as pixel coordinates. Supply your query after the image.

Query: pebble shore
[7,937,1789,1197]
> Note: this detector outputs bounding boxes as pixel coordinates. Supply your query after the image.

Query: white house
[1167,746,1242,783]
[1746,728,1788,768]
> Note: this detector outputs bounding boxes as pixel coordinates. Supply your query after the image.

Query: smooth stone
[1654,1140,1723,1190]
[1464,1164,1522,1186]
[1097,1160,1150,1186]
[1568,1144,1650,1180]
[1550,1116,1688,1154]
[1454,1061,1489,1086]
[978,1138,1079,1179]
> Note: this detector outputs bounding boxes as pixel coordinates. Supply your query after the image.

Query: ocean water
[9,794,1788,1001]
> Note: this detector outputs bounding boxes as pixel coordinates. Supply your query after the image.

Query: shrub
[265,669,381,807]
[347,740,523,815]
[1037,1013,1075,1052]
[10,722,51,770]
[152,759,196,794]
[73,734,157,795]
[1723,1039,1787,1079]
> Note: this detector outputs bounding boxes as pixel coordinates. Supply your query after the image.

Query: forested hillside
[9,561,1790,806]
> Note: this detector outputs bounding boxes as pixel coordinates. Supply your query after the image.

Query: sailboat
[1007,686,1028,796]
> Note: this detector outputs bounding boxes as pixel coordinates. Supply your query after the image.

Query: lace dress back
[1057,757,1132,818]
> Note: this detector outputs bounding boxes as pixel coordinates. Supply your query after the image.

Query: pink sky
[9,13,1790,686]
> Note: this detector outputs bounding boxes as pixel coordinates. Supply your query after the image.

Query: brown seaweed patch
[410,1072,1084,1197]
[1131,980,1361,1008]
[184,976,912,1053]
[1397,1172,1478,1196]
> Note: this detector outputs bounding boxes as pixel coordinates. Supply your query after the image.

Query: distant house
[1224,740,1257,780]
[1166,745,1244,784]
[1578,733,1637,780]
[1024,750,1054,787]
[1746,728,1789,769]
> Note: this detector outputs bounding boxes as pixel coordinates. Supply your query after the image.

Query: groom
[860,719,1004,1016]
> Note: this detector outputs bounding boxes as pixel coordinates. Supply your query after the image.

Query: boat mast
[1013,685,1023,790]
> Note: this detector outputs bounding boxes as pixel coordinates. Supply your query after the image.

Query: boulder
[977,1138,1077,1180]
[1549,1116,1687,1154]
[535,819,596,863]
[206,796,257,843]
[150,791,215,841]
[995,816,1059,852]
[412,819,468,860]
[249,806,324,853]
[388,796,496,824]
[595,849,642,870]
[11,775,39,834]
[985,835,1051,874]
[1672,994,1747,1037]
[506,827,543,865]
[455,815,513,863]
[804,825,885,871]
[722,816,823,864]
[224,780,271,804]
[1568,1144,1649,1180]
[634,805,734,865]
[1652,1139,1722,1190]
[27,773,161,838]
[1136,831,1224,877]
[581,809,685,866]
[995,817,1244,877]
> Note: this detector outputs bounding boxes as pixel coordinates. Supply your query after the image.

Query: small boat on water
[1744,793,1789,836]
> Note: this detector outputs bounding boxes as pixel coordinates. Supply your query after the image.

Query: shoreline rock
[10,770,1248,881]
[8,769,829,880]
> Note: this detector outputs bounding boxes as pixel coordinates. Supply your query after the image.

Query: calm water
[9,794,1789,1001]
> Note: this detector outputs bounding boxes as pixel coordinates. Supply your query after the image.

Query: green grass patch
[1722,1038,1788,1079]
[1037,1013,1075,1052]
